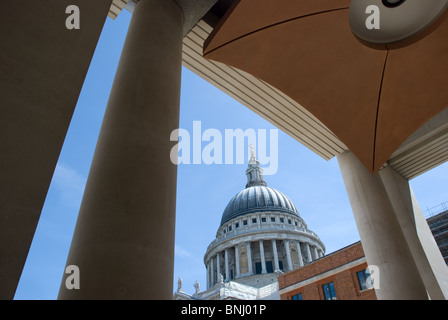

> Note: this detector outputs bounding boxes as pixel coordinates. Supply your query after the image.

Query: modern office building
[427,204,448,265]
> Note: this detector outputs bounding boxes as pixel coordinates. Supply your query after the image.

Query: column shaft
[338,151,427,300]
[305,243,312,263]
[0,0,111,299]
[313,246,319,260]
[272,240,280,271]
[216,253,221,281]
[247,242,253,275]
[225,249,230,281]
[235,245,240,278]
[297,242,304,267]
[379,166,448,299]
[211,257,215,287]
[58,0,184,299]
[259,240,267,274]
[284,240,293,271]
[206,262,210,289]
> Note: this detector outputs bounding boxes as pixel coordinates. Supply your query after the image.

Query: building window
[261,217,266,223]
[357,269,372,290]
[252,218,257,224]
[243,220,248,226]
[322,282,337,300]
[271,217,276,222]
[255,262,262,274]
[256,261,274,274]
[292,293,303,300]
[228,226,232,232]
[280,217,284,223]
[235,222,239,228]
[266,261,273,273]
[288,219,292,224]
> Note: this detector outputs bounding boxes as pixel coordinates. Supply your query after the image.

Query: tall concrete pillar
[338,151,428,300]
[379,166,448,300]
[0,0,111,300]
[58,0,184,299]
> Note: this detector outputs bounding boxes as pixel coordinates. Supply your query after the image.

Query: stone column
[284,240,293,271]
[318,249,324,258]
[58,0,184,300]
[272,239,280,271]
[210,257,215,287]
[235,245,240,278]
[259,240,267,274]
[224,249,230,281]
[297,242,304,267]
[305,243,312,263]
[313,246,319,260]
[0,0,112,300]
[216,253,221,281]
[247,242,253,275]
[379,166,448,300]
[206,262,210,289]
[338,151,428,300]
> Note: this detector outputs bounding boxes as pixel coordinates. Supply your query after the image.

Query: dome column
[235,245,241,278]
[284,240,293,271]
[272,240,280,271]
[224,249,230,281]
[313,246,319,260]
[210,257,215,287]
[305,242,313,263]
[58,0,184,299]
[259,240,267,274]
[216,252,221,281]
[297,242,304,268]
[246,242,254,275]
[206,262,211,289]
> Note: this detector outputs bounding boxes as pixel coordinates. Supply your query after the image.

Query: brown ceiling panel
[205,0,351,54]
[205,8,387,172]
[374,9,448,172]
[203,0,448,174]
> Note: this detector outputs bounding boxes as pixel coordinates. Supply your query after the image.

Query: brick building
[278,242,377,300]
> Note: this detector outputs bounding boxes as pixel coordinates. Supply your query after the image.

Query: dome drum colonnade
[204,229,324,289]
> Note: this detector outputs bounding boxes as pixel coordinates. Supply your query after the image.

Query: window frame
[292,293,303,300]
[322,281,337,300]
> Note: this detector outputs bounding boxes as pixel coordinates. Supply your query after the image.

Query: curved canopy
[203,0,448,173]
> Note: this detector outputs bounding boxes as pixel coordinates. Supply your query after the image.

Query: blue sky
[13,10,448,300]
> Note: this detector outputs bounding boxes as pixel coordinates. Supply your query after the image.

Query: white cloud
[175,245,194,258]
[52,163,86,208]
